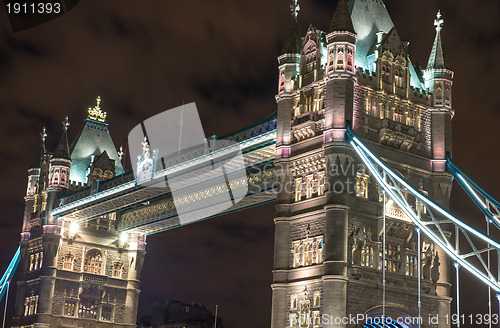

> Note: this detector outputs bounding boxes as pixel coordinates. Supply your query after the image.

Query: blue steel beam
[447,157,500,229]
[0,246,20,302]
[347,128,500,292]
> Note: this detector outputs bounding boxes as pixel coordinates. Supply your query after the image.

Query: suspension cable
[488,218,492,328]
[382,183,387,328]
[2,280,9,328]
[417,226,421,328]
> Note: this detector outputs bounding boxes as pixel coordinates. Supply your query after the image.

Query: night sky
[0,0,499,327]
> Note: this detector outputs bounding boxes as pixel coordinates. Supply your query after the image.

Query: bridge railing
[52,123,277,219]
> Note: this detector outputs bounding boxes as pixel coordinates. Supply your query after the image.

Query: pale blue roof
[348,0,425,90]
[69,119,124,184]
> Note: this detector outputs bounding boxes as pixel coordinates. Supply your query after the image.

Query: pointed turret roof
[281,0,302,55]
[52,116,71,160]
[69,97,124,184]
[426,10,451,70]
[330,0,355,33]
[31,127,47,169]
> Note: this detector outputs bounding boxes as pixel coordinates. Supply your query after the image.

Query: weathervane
[62,115,70,131]
[290,0,299,18]
[434,10,444,32]
[40,127,47,143]
[87,96,107,122]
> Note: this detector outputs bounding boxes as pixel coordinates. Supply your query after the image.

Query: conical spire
[330,0,355,34]
[426,10,451,70]
[31,127,47,169]
[53,116,71,160]
[281,0,302,55]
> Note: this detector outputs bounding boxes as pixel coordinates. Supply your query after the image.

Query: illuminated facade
[12,0,456,327]
[272,0,453,327]
[13,99,143,328]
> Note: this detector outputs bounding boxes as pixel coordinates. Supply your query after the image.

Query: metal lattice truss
[447,157,500,230]
[118,166,276,235]
[0,246,19,302]
[53,130,276,223]
[347,129,500,292]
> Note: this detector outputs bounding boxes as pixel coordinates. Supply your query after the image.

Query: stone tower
[13,99,145,328]
[272,0,453,327]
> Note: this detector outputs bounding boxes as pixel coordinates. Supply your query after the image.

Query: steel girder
[347,128,500,292]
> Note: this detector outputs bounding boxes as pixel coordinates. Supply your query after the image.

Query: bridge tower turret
[272,1,453,327]
[14,102,145,328]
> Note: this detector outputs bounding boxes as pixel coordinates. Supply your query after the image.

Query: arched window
[346,48,354,72]
[279,73,285,92]
[112,262,123,278]
[336,47,344,70]
[382,63,391,83]
[84,249,103,275]
[63,253,74,270]
[395,66,404,88]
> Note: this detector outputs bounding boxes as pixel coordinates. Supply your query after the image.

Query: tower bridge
[3,0,499,327]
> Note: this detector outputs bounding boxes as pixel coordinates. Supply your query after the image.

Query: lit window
[382,63,391,83]
[290,314,298,328]
[306,175,313,199]
[79,298,98,319]
[64,300,76,316]
[29,255,34,272]
[29,251,43,271]
[356,173,369,198]
[406,254,418,277]
[327,49,334,72]
[304,243,313,265]
[291,295,297,310]
[63,253,74,270]
[112,262,123,278]
[336,47,344,70]
[393,106,402,123]
[313,292,320,307]
[24,295,38,316]
[346,48,354,72]
[279,73,285,93]
[292,237,323,268]
[101,304,113,321]
[293,242,303,267]
[295,178,302,202]
[395,66,404,88]
[305,95,313,112]
[380,103,389,119]
[312,311,320,328]
[317,172,325,196]
[299,301,310,327]
[84,250,103,275]
[381,242,402,273]
[362,244,374,268]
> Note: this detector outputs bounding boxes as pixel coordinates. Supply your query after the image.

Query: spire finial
[141,137,151,158]
[41,127,47,144]
[290,0,299,18]
[118,146,124,161]
[87,96,107,122]
[434,10,444,32]
[62,115,70,131]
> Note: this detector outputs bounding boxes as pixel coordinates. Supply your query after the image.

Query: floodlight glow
[69,222,79,236]
[120,232,129,245]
